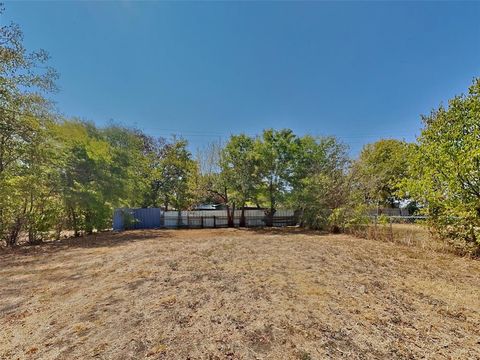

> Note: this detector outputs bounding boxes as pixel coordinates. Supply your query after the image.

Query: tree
[196,140,222,176]
[155,138,198,212]
[255,129,301,226]
[195,140,240,225]
[220,134,260,226]
[290,136,352,231]
[194,140,227,207]
[0,7,59,245]
[55,121,117,235]
[103,125,160,208]
[0,114,62,245]
[55,121,161,236]
[351,139,413,209]
[405,79,480,253]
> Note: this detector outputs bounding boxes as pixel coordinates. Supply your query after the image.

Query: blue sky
[3,1,480,155]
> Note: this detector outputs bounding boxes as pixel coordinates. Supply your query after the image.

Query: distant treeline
[1,9,479,253]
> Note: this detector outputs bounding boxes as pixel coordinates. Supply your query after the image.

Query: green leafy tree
[137,133,169,208]
[22,121,64,243]
[290,136,352,231]
[55,121,154,235]
[351,139,413,209]
[102,125,153,208]
[154,138,198,212]
[55,121,116,235]
[405,79,480,253]
[195,140,242,227]
[0,7,59,245]
[220,134,260,226]
[254,129,301,226]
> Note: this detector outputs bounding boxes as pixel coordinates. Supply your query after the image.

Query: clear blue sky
[3,1,480,155]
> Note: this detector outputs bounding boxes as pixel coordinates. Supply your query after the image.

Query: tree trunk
[6,216,22,247]
[266,180,275,227]
[27,192,38,244]
[55,222,62,241]
[28,228,36,244]
[239,204,246,227]
[70,207,79,237]
[227,203,235,227]
[85,210,94,235]
[6,199,28,246]
[266,208,276,227]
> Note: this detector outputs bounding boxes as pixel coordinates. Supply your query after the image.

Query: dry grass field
[1,228,479,360]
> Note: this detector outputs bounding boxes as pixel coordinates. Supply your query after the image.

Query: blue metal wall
[113,208,162,230]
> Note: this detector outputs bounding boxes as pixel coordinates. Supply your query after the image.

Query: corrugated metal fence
[113,208,296,231]
[113,208,162,230]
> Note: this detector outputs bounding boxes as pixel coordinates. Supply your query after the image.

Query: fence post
[213,216,216,228]
[390,218,394,242]
[201,216,204,229]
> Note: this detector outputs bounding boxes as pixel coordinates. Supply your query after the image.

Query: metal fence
[113,208,163,230]
[368,208,412,216]
[113,208,296,231]
[370,215,428,224]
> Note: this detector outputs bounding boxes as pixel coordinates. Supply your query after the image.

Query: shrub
[404,78,480,255]
[121,209,138,230]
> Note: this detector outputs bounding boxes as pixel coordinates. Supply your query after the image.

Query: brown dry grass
[1,228,479,359]
[346,223,463,255]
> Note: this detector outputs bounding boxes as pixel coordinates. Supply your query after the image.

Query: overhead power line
[1,106,416,143]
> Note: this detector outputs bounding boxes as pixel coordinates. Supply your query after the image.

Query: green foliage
[290,136,353,231]
[254,129,301,223]
[352,139,413,206]
[0,8,59,245]
[152,138,199,211]
[220,134,259,206]
[120,209,138,230]
[345,205,372,228]
[377,214,389,225]
[55,121,115,235]
[295,173,343,230]
[405,78,480,253]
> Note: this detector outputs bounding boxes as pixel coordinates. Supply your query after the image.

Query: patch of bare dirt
[1,228,479,359]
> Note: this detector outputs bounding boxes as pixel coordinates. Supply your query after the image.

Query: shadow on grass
[0,227,334,261]
[242,226,331,237]
[0,229,170,259]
